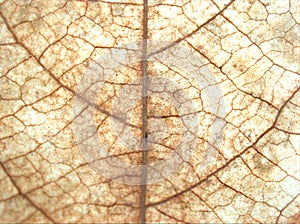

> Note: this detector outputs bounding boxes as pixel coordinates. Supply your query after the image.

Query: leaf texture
[0,0,299,223]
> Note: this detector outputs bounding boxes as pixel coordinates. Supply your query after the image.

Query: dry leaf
[0,0,299,223]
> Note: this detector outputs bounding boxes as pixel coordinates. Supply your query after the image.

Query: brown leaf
[0,0,299,223]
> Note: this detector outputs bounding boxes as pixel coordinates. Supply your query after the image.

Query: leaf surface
[0,0,299,223]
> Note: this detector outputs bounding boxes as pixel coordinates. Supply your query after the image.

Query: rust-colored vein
[146,88,299,208]
[0,162,56,223]
[0,11,140,131]
[147,0,236,58]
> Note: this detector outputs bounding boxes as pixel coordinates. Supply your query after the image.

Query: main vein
[139,0,149,223]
